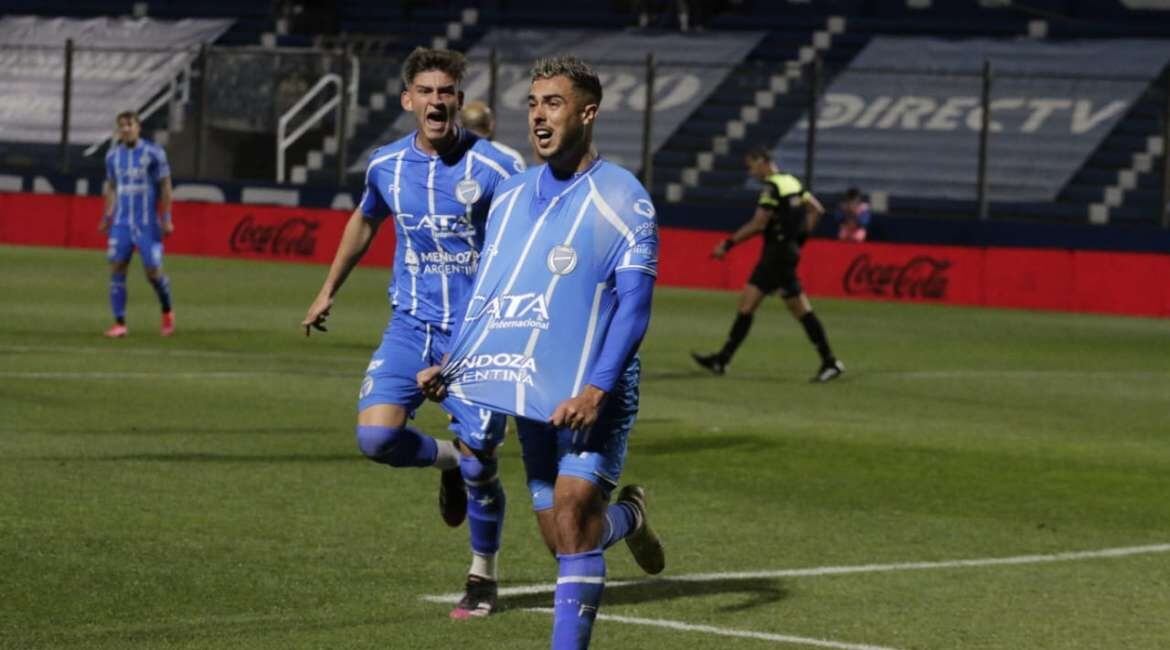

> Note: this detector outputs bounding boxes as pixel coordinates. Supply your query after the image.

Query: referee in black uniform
[692,147,845,382]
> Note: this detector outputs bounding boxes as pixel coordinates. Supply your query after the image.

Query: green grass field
[2,244,1169,650]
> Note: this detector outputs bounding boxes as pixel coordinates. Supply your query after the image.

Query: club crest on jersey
[633,198,655,219]
[546,245,578,276]
[455,179,482,204]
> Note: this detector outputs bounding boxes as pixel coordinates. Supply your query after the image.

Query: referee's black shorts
[748,248,802,298]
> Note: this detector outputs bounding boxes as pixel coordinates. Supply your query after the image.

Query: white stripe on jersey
[137,184,147,230]
[515,187,596,414]
[118,147,130,225]
[572,283,608,396]
[469,150,512,179]
[365,149,402,185]
[427,158,451,330]
[468,184,524,301]
[385,151,407,306]
[486,141,525,174]
[586,176,637,247]
[391,151,406,213]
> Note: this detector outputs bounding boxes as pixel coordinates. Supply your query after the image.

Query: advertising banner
[2,192,1167,317]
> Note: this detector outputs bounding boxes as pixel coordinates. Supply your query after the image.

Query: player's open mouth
[534,127,553,146]
[426,109,448,128]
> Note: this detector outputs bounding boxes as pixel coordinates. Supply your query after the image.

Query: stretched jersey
[758,172,810,252]
[360,129,522,329]
[104,139,170,229]
[441,159,659,421]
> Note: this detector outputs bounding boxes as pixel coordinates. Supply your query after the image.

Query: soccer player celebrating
[419,56,665,649]
[301,47,523,619]
[100,111,175,337]
[691,147,845,382]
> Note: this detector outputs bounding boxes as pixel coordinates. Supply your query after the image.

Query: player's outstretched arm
[302,208,381,336]
[713,206,770,259]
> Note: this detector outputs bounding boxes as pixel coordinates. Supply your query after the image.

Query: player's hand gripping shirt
[105,139,170,230]
[360,129,523,329]
[440,159,659,421]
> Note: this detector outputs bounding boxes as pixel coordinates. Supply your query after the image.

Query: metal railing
[276,72,342,183]
[273,57,358,187]
[83,60,193,158]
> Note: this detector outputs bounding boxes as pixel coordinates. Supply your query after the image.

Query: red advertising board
[2,192,1167,318]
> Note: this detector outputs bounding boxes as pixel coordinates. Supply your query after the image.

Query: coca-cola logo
[229,215,319,257]
[843,254,951,299]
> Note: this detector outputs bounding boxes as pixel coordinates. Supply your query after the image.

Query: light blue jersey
[360,129,523,329]
[104,139,170,231]
[442,159,659,421]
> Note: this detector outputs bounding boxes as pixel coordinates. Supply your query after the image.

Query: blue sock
[355,425,438,467]
[110,272,127,322]
[461,453,505,555]
[601,502,638,550]
[148,274,172,312]
[552,549,606,650]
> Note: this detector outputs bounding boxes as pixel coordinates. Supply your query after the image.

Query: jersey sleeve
[105,153,116,185]
[498,143,527,175]
[150,145,171,182]
[359,151,392,220]
[613,183,659,278]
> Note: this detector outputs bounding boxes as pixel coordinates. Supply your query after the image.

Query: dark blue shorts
[107,224,163,268]
[517,358,641,511]
[358,312,507,453]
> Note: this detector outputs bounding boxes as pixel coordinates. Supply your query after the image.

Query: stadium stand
[1,0,1168,229]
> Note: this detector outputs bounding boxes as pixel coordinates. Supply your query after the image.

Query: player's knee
[552,505,594,552]
[459,451,498,486]
[528,479,555,512]
[355,425,409,464]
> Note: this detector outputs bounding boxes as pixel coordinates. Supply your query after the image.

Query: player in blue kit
[100,111,175,338]
[301,48,522,619]
[419,57,665,649]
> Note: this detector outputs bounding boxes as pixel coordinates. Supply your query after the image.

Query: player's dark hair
[401,47,467,89]
[115,110,139,124]
[530,56,603,105]
[844,187,862,201]
[744,146,771,163]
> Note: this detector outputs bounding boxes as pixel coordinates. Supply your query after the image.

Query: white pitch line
[421,542,1170,603]
[876,369,1168,380]
[0,343,366,365]
[521,608,897,650]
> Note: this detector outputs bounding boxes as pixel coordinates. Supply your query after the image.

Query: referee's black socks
[718,312,754,363]
[799,312,835,365]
